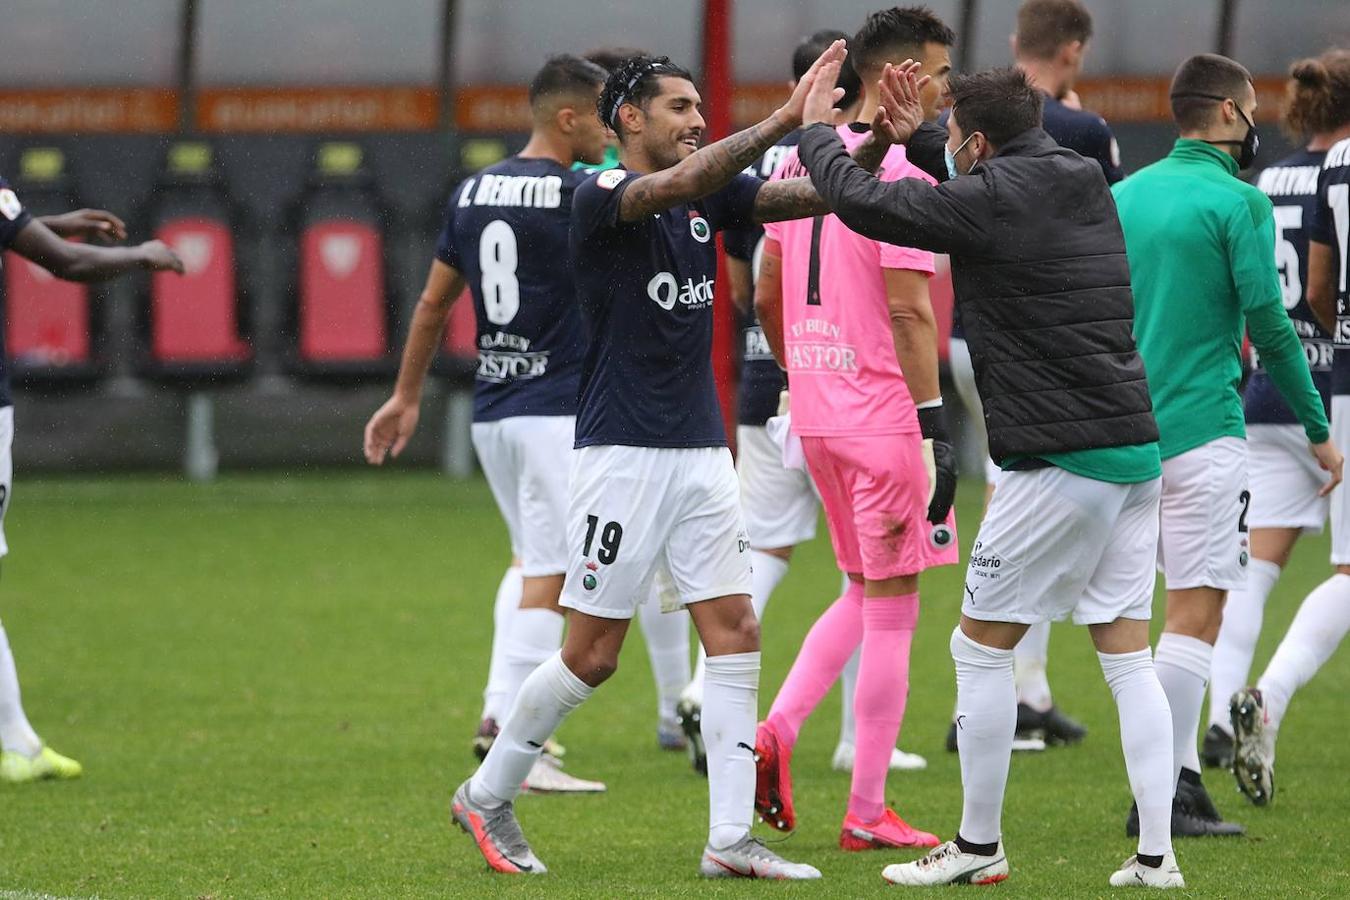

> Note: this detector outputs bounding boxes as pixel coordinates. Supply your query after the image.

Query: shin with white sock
[471,652,593,806]
[501,608,565,714]
[1013,621,1053,712]
[1208,559,1280,733]
[1154,632,1213,785]
[951,628,1016,845]
[703,651,760,850]
[482,565,524,722]
[1258,573,1350,729]
[0,622,40,757]
[635,596,691,725]
[1100,648,1174,858]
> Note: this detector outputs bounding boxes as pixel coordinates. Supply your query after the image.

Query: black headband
[604,60,664,128]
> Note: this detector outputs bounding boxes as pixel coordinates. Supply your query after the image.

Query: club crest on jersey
[596,169,627,190]
[688,213,710,243]
[583,573,598,591]
[0,189,21,222]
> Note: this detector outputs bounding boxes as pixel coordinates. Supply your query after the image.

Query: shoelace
[737,836,793,864]
[917,842,961,869]
[482,802,531,859]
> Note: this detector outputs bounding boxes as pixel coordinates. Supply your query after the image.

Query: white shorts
[1247,424,1328,533]
[1332,396,1350,564]
[949,337,1001,485]
[962,465,1160,625]
[736,424,817,550]
[471,416,573,577]
[0,406,12,559]
[1158,436,1249,591]
[561,445,752,620]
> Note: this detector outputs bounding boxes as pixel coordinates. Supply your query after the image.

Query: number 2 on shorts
[583,514,624,564]
[1237,489,1251,534]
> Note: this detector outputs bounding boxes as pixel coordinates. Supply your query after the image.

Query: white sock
[749,551,789,621]
[0,622,41,757]
[482,565,523,722]
[703,651,760,850]
[1100,648,1174,859]
[502,608,564,715]
[839,646,860,746]
[952,628,1016,845]
[684,648,707,707]
[635,593,691,724]
[1258,573,1350,730]
[1013,620,1053,711]
[470,652,592,806]
[1208,559,1280,734]
[1154,632,1212,786]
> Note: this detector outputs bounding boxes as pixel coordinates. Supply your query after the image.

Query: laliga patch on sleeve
[0,189,21,222]
[597,169,627,191]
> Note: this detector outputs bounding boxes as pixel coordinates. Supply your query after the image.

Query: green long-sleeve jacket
[1113,139,1330,460]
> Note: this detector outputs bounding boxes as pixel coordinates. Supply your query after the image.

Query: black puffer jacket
[798,122,1158,463]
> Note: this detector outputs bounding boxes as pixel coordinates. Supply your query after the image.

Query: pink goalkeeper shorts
[801,433,958,580]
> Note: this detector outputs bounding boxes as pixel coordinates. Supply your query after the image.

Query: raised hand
[779,39,847,128]
[876,59,931,145]
[801,59,847,128]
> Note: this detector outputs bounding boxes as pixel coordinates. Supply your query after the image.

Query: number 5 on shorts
[583,514,624,565]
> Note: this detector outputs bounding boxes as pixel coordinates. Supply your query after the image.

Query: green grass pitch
[0,473,1348,897]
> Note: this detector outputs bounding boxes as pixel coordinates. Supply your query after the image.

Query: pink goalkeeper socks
[848,593,919,822]
[766,580,865,746]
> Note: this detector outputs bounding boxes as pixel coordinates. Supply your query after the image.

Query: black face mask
[1170,91,1260,169]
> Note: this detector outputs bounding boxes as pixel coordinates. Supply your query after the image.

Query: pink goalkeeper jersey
[763,125,937,436]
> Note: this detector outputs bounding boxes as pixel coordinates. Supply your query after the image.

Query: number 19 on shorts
[583,514,624,565]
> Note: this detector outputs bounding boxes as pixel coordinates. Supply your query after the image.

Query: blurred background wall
[0,0,1346,475]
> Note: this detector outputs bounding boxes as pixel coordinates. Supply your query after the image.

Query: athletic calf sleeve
[1259,573,1350,729]
[471,652,592,807]
[703,651,760,850]
[1100,648,1174,859]
[849,595,919,822]
[482,565,524,722]
[1154,632,1212,786]
[501,608,565,715]
[1208,559,1280,733]
[1013,620,1053,712]
[952,627,1016,846]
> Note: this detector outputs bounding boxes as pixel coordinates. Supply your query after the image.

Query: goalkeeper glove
[917,403,957,524]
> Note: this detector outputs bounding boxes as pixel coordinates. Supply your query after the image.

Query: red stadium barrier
[298,220,386,363]
[152,217,249,365]
[5,251,92,370]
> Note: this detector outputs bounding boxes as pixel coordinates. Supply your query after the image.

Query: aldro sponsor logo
[647,271,715,311]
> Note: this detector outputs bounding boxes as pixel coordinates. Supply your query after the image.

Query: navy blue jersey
[570,169,763,448]
[951,95,1122,339]
[436,156,587,422]
[1310,138,1350,394]
[726,132,801,426]
[0,177,34,409]
[1246,149,1334,421]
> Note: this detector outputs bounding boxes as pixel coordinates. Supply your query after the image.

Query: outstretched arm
[39,208,128,243]
[10,218,182,281]
[754,239,787,367]
[618,40,846,222]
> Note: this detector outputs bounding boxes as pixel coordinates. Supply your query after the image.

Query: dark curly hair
[597,55,695,137]
[1283,48,1350,140]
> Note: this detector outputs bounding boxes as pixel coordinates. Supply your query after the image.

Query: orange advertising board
[0,89,179,133]
[196,87,439,133]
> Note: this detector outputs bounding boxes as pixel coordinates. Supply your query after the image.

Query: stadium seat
[293,143,392,377]
[4,148,99,384]
[146,142,251,382]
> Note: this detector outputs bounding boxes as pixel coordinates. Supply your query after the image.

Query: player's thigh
[471,420,525,557]
[1077,477,1161,625]
[832,433,955,580]
[801,436,863,576]
[1330,396,1350,565]
[963,466,1119,625]
[1247,424,1327,534]
[0,406,12,559]
[514,415,576,576]
[1157,436,1249,591]
[736,424,817,550]
[664,448,753,606]
[560,445,672,620]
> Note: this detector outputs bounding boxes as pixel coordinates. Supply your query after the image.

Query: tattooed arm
[615,40,846,222]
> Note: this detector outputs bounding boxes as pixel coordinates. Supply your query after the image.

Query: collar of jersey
[1169,138,1239,176]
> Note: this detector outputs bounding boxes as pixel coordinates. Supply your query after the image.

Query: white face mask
[944,133,976,180]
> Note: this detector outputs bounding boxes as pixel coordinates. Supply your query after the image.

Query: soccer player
[0,191,183,783]
[364,55,613,793]
[799,62,1180,888]
[1202,50,1347,772]
[749,7,958,851]
[1112,53,1341,837]
[452,43,879,879]
[1230,51,1350,806]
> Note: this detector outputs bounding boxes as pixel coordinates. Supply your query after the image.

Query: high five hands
[781,39,848,128]
[874,60,931,145]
